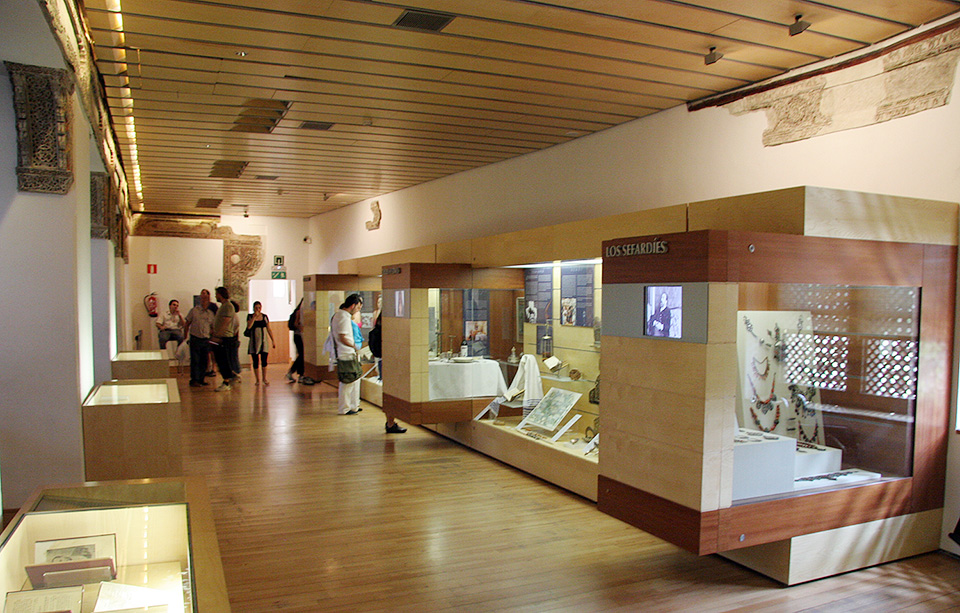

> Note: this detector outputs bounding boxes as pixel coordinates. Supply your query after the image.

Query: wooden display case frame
[110,350,169,380]
[81,378,182,482]
[597,229,955,581]
[381,263,523,425]
[301,274,380,383]
[1,476,229,611]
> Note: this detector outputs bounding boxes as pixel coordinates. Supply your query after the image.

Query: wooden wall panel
[912,244,957,512]
[716,479,913,551]
[410,263,473,289]
[381,395,477,424]
[603,230,718,285]
[339,244,438,277]
[436,239,473,264]
[727,232,925,286]
[803,188,958,246]
[688,187,807,235]
[471,267,524,289]
[471,206,687,268]
[598,476,719,555]
[310,274,360,291]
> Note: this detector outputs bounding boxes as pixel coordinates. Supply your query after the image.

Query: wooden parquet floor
[178,373,960,612]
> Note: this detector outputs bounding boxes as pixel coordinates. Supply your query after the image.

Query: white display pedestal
[732,429,795,500]
[794,443,842,479]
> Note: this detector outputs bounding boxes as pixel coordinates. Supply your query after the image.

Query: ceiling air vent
[231,99,290,134]
[196,198,222,209]
[300,121,334,131]
[392,9,454,32]
[209,160,249,178]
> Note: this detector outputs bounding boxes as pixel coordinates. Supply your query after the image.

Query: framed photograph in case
[34,533,117,567]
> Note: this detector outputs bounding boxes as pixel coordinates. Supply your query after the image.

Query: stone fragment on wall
[133,214,265,309]
[4,62,74,194]
[727,26,960,146]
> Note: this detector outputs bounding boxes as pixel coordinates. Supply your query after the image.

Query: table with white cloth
[428,358,509,400]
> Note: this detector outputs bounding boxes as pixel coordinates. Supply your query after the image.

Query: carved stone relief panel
[133,214,265,310]
[726,24,960,146]
[90,172,109,239]
[4,62,74,194]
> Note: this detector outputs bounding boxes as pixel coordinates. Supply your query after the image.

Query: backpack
[368,324,382,358]
[288,308,298,331]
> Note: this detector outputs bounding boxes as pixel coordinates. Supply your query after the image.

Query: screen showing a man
[645,286,682,339]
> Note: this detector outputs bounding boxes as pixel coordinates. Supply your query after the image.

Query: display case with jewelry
[732,284,919,501]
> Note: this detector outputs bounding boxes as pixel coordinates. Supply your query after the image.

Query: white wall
[90,239,115,384]
[125,216,311,350]
[218,214,311,291]
[309,58,960,549]
[0,0,92,506]
[127,236,223,350]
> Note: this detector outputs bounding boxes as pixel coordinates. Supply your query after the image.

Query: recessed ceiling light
[235,51,247,57]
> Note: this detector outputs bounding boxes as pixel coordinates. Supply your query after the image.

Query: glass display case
[300,274,381,382]
[110,350,168,380]
[732,283,918,501]
[0,478,229,612]
[426,287,519,400]
[81,379,181,482]
[463,260,603,452]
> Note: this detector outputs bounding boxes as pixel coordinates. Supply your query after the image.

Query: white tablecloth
[429,358,509,400]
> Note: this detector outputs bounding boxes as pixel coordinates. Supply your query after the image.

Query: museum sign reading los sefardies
[604,239,669,258]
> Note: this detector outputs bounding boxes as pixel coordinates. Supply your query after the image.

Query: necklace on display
[788,384,817,418]
[797,419,820,444]
[751,356,770,379]
[743,316,771,349]
[749,379,776,414]
[750,401,781,433]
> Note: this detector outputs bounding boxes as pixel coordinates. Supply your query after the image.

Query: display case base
[720,508,942,585]
[430,418,598,501]
[360,376,383,407]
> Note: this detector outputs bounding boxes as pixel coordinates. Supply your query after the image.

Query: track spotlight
[789,15,811,36]
[704,47,723,66]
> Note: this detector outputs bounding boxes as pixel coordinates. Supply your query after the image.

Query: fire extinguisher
[144,292,159,318]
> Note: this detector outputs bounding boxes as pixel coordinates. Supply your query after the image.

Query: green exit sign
[271,270,287,279]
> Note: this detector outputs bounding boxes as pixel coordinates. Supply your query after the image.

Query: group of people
[157,289,405,433]
[157,287,275,389]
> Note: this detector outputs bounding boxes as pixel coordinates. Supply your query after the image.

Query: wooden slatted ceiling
[83,0,960,218]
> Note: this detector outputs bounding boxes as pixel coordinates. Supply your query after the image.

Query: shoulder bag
[332,314,362,384]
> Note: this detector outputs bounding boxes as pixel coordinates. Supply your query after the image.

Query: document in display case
[0,478,230,612]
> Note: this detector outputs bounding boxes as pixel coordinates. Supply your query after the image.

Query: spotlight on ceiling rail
[789,15,811,36]
[704,47,723,66]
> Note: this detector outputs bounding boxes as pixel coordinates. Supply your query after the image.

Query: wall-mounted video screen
[645,285,682,339]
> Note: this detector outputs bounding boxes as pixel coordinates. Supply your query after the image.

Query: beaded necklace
[750,401,781,433]
[751,356,770,379]
[749,379,776,414]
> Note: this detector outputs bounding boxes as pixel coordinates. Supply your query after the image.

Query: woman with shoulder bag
[329,294,365,415]
[246,301,276,385]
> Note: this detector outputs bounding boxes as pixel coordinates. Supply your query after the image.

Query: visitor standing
[184,289,215,387]
[246,301,276,385]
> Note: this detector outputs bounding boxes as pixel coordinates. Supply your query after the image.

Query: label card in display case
[3,585,82,613]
